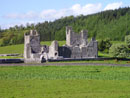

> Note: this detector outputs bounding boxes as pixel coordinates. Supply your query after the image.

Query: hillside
[0,7,130,46]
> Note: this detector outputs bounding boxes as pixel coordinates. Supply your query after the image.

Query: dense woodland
[0,7,130,46]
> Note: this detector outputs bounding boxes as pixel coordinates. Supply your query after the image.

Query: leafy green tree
[125,35,130,48]
[109,43,128,58]
[0,37,10,46]
[98,39,112,53]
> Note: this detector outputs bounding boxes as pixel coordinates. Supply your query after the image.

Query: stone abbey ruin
[24,26,98,63]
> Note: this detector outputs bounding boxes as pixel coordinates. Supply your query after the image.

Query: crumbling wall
[48,40,59,59]
[24,27,98,63]
[24,30,42,63]
[86,38,98,58]
[30,36,41,53]
[65,26,97,59]
[66,26,88,47]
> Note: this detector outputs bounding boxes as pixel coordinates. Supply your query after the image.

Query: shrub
[109,43,128,58]
[125,35,130,48]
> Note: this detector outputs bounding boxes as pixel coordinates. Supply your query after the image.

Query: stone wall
[64,26,98,59]
[24,30,60,63]
[48,40,59,59]
[66,26,88,47]
[24,27,98,63]
[24,30,42,63]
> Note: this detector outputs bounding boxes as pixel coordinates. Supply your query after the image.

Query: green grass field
[0,65,130,98]
[52,59,130,64]
[0,44,24,54]
[0,41,66,54]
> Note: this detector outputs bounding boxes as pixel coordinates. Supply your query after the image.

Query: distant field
[0,65,130,98]
[41,40,66,46]
[0,41,66,54]
[0,44,24,54]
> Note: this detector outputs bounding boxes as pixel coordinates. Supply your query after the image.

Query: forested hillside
[0,7,130,46]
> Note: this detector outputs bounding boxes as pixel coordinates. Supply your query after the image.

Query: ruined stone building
[24,30,60,63]
[24,27,98,63]
[24,30,41,63]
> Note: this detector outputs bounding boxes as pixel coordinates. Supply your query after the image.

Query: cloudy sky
[1,0,130,29]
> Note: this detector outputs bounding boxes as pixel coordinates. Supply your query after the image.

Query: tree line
[0,7,130,46]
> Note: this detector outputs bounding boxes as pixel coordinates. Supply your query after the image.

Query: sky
[0,0,130,29]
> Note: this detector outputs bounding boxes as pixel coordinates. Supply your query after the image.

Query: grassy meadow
[0,41,66,59]
[0,41,66,54]
[0,65,130,98]
[0,41,130,98]
[52,60,130,64]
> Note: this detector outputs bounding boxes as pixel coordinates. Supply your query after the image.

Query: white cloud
[39,3,102,20]
[104,2,123,11]
[72,3,102,15]
[4,11,38,19]
[40,8,73,21]
[4,2,127,29]
[40,9,56,19]
[3,3,102,21]
[1,2,125,29]
[1,3,102,29]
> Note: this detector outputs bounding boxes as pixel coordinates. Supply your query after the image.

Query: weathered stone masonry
[59,26,98,59]
[24,27,98,63]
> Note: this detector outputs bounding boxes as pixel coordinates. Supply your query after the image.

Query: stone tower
[66,26,88,47]
[80,30,88,46]
[66,26,73,46]
[24,30,41,63]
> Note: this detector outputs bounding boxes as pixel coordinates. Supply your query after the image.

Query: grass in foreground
[52,59,130,64]
[0,65,130,98]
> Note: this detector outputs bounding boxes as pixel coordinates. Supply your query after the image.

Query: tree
[19,24,25,30]
[0,37,10,46]
[0,7,130,46]
[98,39,112,53]
[14,25,19,30]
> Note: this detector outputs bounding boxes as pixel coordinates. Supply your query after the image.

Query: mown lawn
[52,60,130,64]
[0,65,130,98]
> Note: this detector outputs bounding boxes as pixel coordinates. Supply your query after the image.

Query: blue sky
[0,0,130,29]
